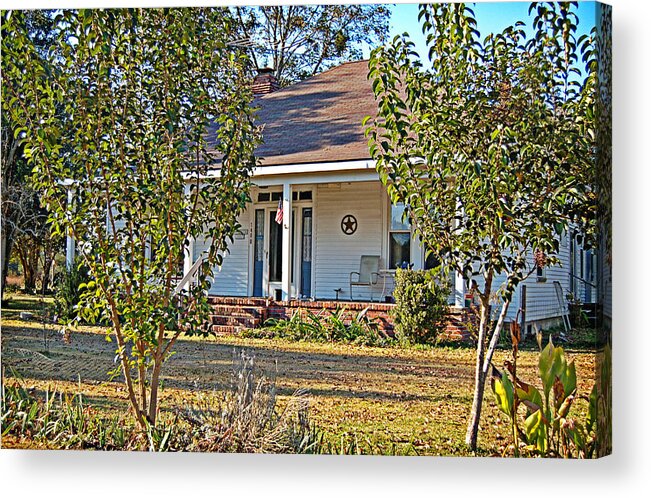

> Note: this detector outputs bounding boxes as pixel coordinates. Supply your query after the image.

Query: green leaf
[517,382,543,414]
[524,409,547,452]
[492,371,514,417]
[563,360,577,398]
[587,384,598,432]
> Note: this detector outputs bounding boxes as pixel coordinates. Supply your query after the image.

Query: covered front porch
[62,162,468,308]
[190,160,467,307]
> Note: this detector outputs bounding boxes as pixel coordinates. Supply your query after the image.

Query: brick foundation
[208,296,473,341]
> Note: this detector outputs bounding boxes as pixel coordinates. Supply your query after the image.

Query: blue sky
[364,1,597,61]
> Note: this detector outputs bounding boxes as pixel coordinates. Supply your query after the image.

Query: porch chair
[349,255,381,302]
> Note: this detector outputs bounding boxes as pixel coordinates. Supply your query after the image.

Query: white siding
[193,177,579,323]
[314,181,384,300]
[196,209,250,296]
[468,233,572,324]
[106,205,128,234]
[519,233,571,323]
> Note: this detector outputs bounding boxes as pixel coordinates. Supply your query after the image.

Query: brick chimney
[252,67,279,96]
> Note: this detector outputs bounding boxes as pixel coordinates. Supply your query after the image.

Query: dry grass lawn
[1,295,598,455]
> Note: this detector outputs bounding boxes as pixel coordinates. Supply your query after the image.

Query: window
[534,249,547,282]
[260,190,311,203]
[389,203,411,269]
[256,191,282,203]
[536,265,547,283]
[268,211,282,282]
[292,190,313,201]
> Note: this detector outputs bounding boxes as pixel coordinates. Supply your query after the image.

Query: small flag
[275,197,283,224]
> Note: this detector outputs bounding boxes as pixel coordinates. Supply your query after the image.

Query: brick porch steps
[208,305,267,318]
[207,296,270,307]
[211,314,261,328]
[211,324,242,335]
[209,299,269,335]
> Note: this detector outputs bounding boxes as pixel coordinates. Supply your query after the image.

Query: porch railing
[172,257,204,296]
[569,272,598,304]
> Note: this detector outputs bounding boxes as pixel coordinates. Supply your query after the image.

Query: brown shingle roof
[247,60,377,167]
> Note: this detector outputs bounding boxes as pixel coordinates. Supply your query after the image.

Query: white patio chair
[349,255,381,302]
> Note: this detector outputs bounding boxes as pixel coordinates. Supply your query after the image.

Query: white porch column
[281,182,292,301]
[453,196,465,307]
[183,183,195,291]
[66,187,75,269]
[66,232,75,270]
[454,271,466,308]
[183,237,195,291]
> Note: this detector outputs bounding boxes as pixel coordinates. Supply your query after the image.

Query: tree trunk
[27,246,38,291]
[482,299,512,375]
[19,240,44,293]
[1,228,14,301]
[41,247,53,294]
[465,293,491,450]
[16,243,36,292]
[112,324,147,430]
[1,127,21,302]
[148,356,163,425]
[465,294,513,451]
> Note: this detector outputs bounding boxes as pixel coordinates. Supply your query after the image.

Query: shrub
[251,307,393,347]
[53,260,90,324]
[391,269,449,344]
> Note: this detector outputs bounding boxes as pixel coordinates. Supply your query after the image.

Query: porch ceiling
[251,165,380,186]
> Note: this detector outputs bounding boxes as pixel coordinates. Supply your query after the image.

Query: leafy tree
[1,10,58,300]
[1,121,30,297]
[3,8,259,428]
[365,2,598,450]
[233,4,390,85]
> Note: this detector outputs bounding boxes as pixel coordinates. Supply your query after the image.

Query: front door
[253,209,265,296]
[300,207,313,298]
[267,209,284,298]
[252,207,284,298]
[252,202,313,299]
